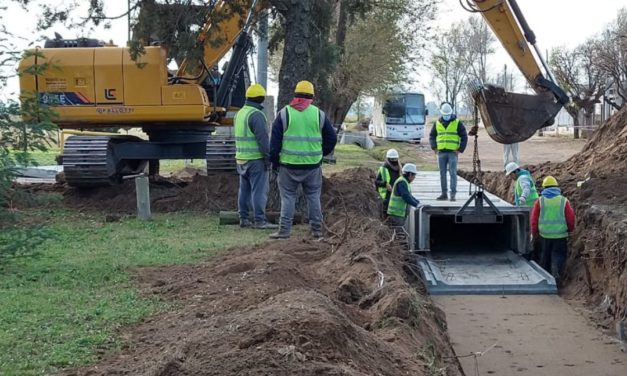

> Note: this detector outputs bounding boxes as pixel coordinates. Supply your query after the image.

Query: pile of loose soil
[59,167,381,219]
[468,107,627,330]
[63,179,462,375]
[61,173,240,214]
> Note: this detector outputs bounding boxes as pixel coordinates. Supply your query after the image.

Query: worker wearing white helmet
[387,163,421,227]
[429,102,468,202]
[505,161,539,207]
[375,148,403,218]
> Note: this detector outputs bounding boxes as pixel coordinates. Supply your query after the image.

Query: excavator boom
[468,0,569,143]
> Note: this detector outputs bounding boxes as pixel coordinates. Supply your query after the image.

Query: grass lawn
[0,210,272,375]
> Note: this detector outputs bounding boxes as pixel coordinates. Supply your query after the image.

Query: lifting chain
[468,101,483,194]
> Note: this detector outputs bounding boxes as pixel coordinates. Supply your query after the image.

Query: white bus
[370,92,427,142]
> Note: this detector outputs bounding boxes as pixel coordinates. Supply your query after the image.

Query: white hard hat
[505,162,520,176]
[386,149,399,159]
[440,102,453,116]
[402,163,418,174]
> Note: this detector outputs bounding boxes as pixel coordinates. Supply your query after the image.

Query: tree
[0,8,56,256]
[550,41,609,139]
[593,8,627,110]
[459,15,496,116]
[270,0,436,124]
[430,25,470,109]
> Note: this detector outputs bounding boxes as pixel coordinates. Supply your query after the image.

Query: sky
[2,0,625,103]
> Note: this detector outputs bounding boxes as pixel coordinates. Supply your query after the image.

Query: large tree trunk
[273,0,316,109]
[570,109,580,139]
[320,91,357,126]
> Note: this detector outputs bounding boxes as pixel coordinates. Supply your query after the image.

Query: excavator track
[63,136,117,187]
[63,135,147,187]
[206,135,237,174]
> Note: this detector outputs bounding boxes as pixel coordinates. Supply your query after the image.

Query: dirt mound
[62,174,240,214]
[322,167,380,222]
[471,107,627,330]
[63,206,461,375]
[59,167,380,218]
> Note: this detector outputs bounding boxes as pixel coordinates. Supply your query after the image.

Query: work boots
[450,193,456,202]
[254,222,279,230]
[269,230,290,240]
[436,193,448,201]
[240,219,252,228]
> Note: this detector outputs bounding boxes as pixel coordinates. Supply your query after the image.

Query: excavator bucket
[473,85,563,144]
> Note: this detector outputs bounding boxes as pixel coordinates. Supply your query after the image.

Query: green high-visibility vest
[387,176,410,217]
[435,119,461,151]
[279,105,323,165]
[377,165,391,200]
[234,105,266,160]
[514,171,539,207]
[538,195,569,239]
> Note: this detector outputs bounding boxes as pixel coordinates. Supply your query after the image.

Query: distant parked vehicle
[370,93,427,142]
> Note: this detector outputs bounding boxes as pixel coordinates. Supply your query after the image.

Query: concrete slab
[15,165,63,179]
[410,171,509,207]
[419,250,557,295]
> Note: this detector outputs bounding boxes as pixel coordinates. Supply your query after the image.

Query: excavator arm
[174,0,267,84]
[466,0,569,143]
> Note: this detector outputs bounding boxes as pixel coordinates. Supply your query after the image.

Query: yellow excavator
[464,0,569,143]
[19,0,266,187]
[19,0,568,187]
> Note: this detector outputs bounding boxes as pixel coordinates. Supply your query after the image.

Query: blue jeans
[237,159,269,224]
[278,167,322,235]
[438,151,458,194]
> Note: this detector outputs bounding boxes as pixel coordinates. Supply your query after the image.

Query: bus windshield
[384,94,425,125]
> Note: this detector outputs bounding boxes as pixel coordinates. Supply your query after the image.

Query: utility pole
[256,10,269,88]
[127,0,131,43]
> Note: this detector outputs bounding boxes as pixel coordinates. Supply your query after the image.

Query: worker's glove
[519,197,526,206]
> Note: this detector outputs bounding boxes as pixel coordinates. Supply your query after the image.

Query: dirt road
[453,127,586,172]
[438,296,626,376]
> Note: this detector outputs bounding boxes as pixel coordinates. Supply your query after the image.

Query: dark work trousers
[539,237,568,281]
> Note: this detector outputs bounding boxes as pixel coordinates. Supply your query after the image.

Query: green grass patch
[0,210,270,375]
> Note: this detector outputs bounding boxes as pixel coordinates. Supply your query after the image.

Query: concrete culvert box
[405,171,557,295]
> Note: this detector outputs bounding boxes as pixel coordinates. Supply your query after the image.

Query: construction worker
[503,142,520,169]
[375,148,402,219]
[268,80,337,240]
[531,176,575,282]
[387,163,420,227]
[429,102,467,202]
[505,162,539,207]
[234,83,277,229]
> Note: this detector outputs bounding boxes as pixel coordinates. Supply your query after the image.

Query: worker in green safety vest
[429,102,468,202]
[375,148,402,219]
[530,176,575,282]
[505,162,539,207]
[269,80,337,240]
[234,83,278,230]
[387,163,421,227]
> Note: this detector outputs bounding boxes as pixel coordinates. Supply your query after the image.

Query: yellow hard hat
[295,80,315,96]
[542,176,558,188]
[246,83,266,98]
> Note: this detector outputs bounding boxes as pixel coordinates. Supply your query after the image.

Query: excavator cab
[474,85,563,144]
